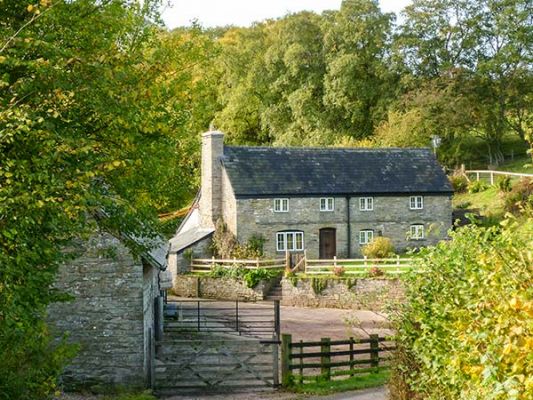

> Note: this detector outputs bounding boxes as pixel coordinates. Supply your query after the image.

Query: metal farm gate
[154,299,280,394]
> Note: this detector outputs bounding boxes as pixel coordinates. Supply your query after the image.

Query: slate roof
[222,146,452,197]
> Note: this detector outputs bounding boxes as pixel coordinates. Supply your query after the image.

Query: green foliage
[284,271,299,287]
[362,236,395,259]
[208,266,279,288]
[391,216,533,400]
[211,219,264,259]
[504,178,533,214]
[311,278,328,295]
[455,201,472,209]
[0,1,217,397]
[449,174,469,193]
[468,180,489,193]
[497,176,513,193]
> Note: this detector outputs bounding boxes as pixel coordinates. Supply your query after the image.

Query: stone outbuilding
[168,130,453,281]
[48,230,169,391]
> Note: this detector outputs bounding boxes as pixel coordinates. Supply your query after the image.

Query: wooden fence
[191,254,415,275]
[305,256,414,275]
[281,334,395,386]
[464,169,533,185]
[191,257,286,273]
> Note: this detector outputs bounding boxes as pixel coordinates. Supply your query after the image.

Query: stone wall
[235,195,452,258]
[172,275,277,301]
[47,232,152,390]
[280,276,405,312]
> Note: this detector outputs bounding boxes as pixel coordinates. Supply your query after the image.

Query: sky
[161,0,413,29]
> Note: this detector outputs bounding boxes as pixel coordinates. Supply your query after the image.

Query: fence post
[281,334,292,387]
[476,171,480,181]
[321,337,331,381]
[490,171,494,185]
[370,334,379,369]
[197,301,201,332]
[364,255,368,268]
[396,255,400,273]
[274,300,280,339]
[333,256,337,268]
[349,337,354,377]
[211,256,215,269]
[235,299,239,335]
[256,258,260,269]
[285,251,290,270]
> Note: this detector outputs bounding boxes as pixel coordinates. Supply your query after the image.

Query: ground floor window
[410,224,425,240]
[276,231,304,252]
[359,230,374,245]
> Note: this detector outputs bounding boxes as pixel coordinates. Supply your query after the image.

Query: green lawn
[453,186,505,218]
[289,370,390,395]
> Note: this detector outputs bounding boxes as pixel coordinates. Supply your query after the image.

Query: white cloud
[161,0,412,29]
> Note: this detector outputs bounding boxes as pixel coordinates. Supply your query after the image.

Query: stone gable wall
[47,233,151,390]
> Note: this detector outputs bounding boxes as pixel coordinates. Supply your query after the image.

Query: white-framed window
[359,197,374,211]
[276,231,304,252]
[320,197,334,212]
[410,196,424,210]
[410,224,425,240]
[359,230,374,245]
[274,198,289,212]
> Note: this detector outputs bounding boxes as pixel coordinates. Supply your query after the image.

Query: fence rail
[305,256,414,275]
[464,169,533,185]
[281,334,395,386]
[191,257,286,273]
[190,255,415,275]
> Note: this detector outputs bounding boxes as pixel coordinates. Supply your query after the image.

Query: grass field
[289,370,390,395]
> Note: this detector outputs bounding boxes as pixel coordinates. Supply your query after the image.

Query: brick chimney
[199,130,224,228]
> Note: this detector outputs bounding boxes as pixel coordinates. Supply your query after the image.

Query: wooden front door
[319,228,336,259]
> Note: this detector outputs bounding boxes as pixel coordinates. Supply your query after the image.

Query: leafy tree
[323,0,396,139]
[0,1,213,397]
[397,0,533,164]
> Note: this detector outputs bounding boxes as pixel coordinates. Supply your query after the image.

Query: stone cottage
[168,130,453,278]
[48,230,169,390]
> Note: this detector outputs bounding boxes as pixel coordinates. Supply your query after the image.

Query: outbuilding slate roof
[222,146,452,197]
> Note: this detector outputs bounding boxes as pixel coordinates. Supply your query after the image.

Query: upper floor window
[410,196,424,210]
[276,231,304,252]
[410,224,425,240]
[359,197,374,211]
[274,198,289,212]
[359,230,374,245]
[320,198,334,212]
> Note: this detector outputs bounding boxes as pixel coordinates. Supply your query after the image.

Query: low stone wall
[280,276,405,311]
[173,275,277,301]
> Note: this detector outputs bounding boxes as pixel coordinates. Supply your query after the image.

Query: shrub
[467,179,489,193]
[208,265,279,288]
[496,175,512,193]
[368,266,384,277]
[504,178,533,214]
[211,219,265,259]
[362,237,395,259]
[332,266,345,277]
[448,174,468,193]
[391,216,533,400]
[455,201,472,209]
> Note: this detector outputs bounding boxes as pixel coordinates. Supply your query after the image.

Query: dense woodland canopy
[0,0,531,398]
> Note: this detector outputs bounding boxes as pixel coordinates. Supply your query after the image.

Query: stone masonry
[236,195,451,258]
[47,232,158,390]
[281,276,405,312]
